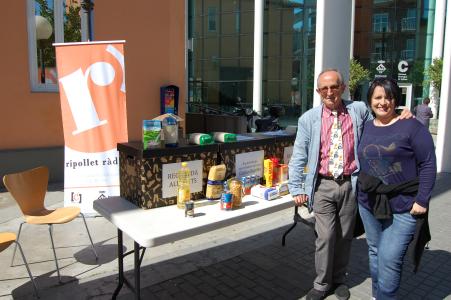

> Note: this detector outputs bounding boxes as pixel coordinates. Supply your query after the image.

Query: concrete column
[350,0,355,59]
[313,0,353,107]
[423,0,435,98]
[429,0,446,118]
[253,0,264,115]
[436,0,451,172]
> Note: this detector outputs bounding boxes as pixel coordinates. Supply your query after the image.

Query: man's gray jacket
[288,100,372,210]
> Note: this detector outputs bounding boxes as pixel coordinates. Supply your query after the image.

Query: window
[26,0,89,92]
[207,6,217,32]
[373,13,389,33]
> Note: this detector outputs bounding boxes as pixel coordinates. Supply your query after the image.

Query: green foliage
[407,60,425,86]
[425,58,443,93]
[349,59,370,99]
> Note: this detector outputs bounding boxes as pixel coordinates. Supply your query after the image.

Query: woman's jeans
[359,204,416,300]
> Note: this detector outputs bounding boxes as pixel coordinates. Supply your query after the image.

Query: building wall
[0,1,186,184]
[0,1,63,150]
[0,1,186,150]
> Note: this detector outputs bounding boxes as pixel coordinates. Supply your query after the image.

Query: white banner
[55,41,128,214]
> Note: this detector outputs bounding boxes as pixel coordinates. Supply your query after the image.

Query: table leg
[112,229,124,299]
[134,241,141,300]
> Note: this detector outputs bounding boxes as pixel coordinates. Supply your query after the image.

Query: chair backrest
[3,166,49,216]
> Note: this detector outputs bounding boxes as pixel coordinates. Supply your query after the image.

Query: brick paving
[118,172,451,300]
[1,173,450,299]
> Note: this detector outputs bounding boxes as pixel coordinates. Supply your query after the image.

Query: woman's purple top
[357,118,436,213]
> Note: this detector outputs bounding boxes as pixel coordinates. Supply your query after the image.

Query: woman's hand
[410,202,427,215]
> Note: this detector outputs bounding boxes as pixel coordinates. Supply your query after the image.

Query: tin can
[185,201,194,217]
[221,192,233,211]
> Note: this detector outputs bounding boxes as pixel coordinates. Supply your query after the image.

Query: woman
[357,78,436,300]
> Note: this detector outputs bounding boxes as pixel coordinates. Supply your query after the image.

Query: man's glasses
[317,84,341,95]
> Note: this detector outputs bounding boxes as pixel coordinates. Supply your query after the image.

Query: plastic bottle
[177,162,191,209]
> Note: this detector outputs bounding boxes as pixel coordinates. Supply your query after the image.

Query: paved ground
[1,170,450,300]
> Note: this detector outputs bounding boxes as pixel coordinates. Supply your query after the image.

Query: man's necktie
[328,110,344,178]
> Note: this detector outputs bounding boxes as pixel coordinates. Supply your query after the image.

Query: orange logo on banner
[56,43,128,153]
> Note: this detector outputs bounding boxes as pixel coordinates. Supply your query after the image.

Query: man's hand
[410,202,427,215]
[293,194,309,206]
[399,107,414,119]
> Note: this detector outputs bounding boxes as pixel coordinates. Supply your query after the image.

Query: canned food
[185,201,195,217]
[221,192,233,211]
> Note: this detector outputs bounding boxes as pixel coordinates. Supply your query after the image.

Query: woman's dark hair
[367,78,401,107]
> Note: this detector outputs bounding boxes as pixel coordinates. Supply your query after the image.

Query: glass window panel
[239,11,254,34]
[63,1,82,42]
[221,0,240,13]
[28,0,88,91]
[221,36,239,58]
[221,12,237,35]
[240,35,253,58]
[204,36,219,57]
[207,6,217,32]
[35,0,56,85]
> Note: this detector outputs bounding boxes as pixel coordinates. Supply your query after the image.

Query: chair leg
[48,224,62,283]
[15,241,39,298]
[11,222,24,267]
[80,213,98,259]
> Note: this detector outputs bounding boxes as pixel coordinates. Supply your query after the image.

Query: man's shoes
[306,288,327,300]
[333,284,350,300]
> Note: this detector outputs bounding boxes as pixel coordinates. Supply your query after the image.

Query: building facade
[1,0,450,184]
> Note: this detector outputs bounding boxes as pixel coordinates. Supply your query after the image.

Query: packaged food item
[177,162,191,209]
[242,176,252,195]
[276,182,289,196]
[278,164,288,182]
[263,159,274,187]
[251,184,279,200]
[142,120,162,149]
[189,133,213,145]
[212,132,237,143]
[205,164,226,200]
[229,178,243,208]
[271,157,280,184]
[162,116,178,147]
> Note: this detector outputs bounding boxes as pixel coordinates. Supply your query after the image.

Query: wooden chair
[0,232,38,298]
[3,166,98,283]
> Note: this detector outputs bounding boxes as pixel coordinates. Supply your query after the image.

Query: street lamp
[35,15,53,84]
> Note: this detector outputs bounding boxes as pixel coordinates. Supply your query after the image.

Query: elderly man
[288,69,410,300]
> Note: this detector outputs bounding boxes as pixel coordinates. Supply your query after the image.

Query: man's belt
[318,174,351,183]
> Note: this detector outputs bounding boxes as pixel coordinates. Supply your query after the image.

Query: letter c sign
[398,60,409,73]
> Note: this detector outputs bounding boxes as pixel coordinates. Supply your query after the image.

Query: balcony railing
[401,17,416,31]
[400,49,415,60]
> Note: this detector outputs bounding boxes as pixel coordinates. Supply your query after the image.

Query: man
[288,70,412,300]
[288,69,367,300]
[414,97,433,128]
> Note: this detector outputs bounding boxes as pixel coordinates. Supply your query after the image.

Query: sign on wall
[54,41,128,214]
[162,160,203,198]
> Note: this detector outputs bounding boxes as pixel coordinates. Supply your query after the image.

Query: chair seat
[0,232,17,252]
[26,206,81,225]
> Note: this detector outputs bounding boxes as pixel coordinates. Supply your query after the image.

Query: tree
[349,58,370,100]
[424,58,443,94]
